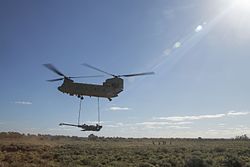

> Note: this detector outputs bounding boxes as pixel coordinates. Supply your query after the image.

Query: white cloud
[136,122,170,126]
[175,121,193,125]
[205,126,250,138]
[154,114,225,122]
[116,122,124,126]
[227,111,249,116]
[195,25,203,32]
[136,121,192,126]
[104,121,192,130]
[154,110,250,122]
[109,107,131,111]
[105,122,128,128]
[105,124,120,128]
[15,101,32,105]
[135,121,192,130]
[86,121,105,124]
[168,126,191,129]
[218,123,225,127]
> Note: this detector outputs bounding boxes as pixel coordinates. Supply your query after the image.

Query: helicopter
[44,63,154,101]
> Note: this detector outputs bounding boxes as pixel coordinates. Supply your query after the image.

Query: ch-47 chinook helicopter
[44,63,154,101]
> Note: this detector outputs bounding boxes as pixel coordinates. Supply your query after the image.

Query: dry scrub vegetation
[1,132,250,167]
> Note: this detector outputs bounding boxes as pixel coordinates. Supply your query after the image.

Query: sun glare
[224,0,250,41]
[233,0,250,11]
[228,0,250,24]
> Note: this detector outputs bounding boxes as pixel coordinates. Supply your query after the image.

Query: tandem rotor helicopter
[44,63,154,131]
[44,63,155,101]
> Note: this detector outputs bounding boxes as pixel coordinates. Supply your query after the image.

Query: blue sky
[1,0,250,138]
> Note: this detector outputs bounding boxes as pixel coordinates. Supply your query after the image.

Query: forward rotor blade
[46,75,104,82]
[118,72,155,77]
[43,64,66,77]
[69,75,104,79]
[82,63,116,77]
[47,78,64,82]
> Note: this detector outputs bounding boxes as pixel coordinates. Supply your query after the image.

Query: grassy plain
[1,132,250,167]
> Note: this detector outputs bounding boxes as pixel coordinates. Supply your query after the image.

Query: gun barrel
[59,123,80,127]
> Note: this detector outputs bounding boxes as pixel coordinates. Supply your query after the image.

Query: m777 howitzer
[59,123,102,131]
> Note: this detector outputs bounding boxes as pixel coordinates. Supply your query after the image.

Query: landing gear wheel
[78,95,84,100]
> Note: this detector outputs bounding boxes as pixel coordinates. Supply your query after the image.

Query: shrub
[185,156,210,167]
[214,147,226,153]
[80,158,92,165]
[223,155,244,167]
[235,134,249,140]
[138,162,155,167]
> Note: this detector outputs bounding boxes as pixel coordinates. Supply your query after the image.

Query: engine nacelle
[103,77,123,92]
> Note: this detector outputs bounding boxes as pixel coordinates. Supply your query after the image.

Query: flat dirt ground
[1,132,250,167]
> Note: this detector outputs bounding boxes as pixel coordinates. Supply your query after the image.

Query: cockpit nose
[58,86,63,92]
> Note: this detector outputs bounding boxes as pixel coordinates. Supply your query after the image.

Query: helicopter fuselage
[58,77,123,101]
[44,63,154,101]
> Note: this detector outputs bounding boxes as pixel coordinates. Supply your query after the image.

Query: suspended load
[59,97,102,132]
[59,123,102,131]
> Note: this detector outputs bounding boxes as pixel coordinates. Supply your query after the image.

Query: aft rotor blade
[47,78,64,82]
[69,75,104,79]
[43,64,66,77]
[82,63,116,77]
[118,72,155,77]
